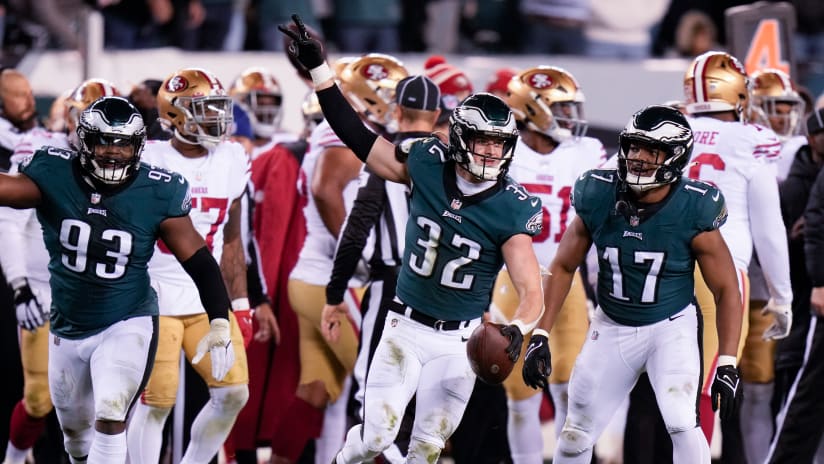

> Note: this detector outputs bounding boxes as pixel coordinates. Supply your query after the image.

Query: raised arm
[279,15,407,184]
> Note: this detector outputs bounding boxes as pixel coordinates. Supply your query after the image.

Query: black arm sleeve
[316,85,379,162]
[326,170,387,305]
[181,246,231,321]
[804,169,824,286]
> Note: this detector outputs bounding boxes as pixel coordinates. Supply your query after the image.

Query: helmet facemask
[169,95,233,149]
[240,91,283,139]
[449,93,519,181]
[753,97,805,140]
[617,105,693,193]
[77,97,146,186]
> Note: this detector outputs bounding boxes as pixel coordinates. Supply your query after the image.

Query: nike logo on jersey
[712,190,720,202]
[461,336,470,342]
[530,198,539,207]
[668,314,684,321]
[442,210,462,223]
[622,231,643,240]
[525,340,543,359]
[86,207,108,217]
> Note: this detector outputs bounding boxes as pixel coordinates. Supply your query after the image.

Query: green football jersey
[395,138,543,321]
[573,169,727,326]
[20,147,191,339]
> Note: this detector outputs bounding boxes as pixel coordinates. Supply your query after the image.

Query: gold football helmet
[506,66,588,143]
[65,78,121,147]
[338,53,408,130]
[158,67,233,148]
[684,51,750,120]
[751,68,805,140]
[229,67,283,139]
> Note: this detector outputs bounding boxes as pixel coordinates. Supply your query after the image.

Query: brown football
[466,321,515,384]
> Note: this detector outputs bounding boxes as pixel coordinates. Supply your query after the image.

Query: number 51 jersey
[395,138,543,322]
[20,147,191,339]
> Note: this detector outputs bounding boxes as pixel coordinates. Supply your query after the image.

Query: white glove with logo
[762,298,792,340]
[192,318,235,381]
[12,278,48,332]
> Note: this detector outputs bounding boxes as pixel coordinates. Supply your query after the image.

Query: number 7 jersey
[20,147,191,339]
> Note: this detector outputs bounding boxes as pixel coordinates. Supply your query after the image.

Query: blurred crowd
[0,0,819,59]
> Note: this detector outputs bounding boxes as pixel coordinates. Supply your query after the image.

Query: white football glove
[192,318,235,381]
[11,278,48,332]
[761,298,792,341]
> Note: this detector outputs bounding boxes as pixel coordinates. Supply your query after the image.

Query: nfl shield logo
[629,215,639,227]
[90,193,101,205]
[450,198,462,210]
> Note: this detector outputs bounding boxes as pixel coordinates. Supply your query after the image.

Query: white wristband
[717,355,737,368]
[309,63,335,87]
[532,328,550,339]
[231,298,250,310]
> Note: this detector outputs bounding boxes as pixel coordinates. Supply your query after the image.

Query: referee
[323,74,441,463]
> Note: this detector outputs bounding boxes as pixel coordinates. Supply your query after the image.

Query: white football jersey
[775,134,807,182]
[0,129,68,286]
[686,117,791,305]
[508,136,605,265]
[142,140,250,316]
[290,120,361,286]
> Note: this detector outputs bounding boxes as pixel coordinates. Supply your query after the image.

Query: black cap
[396,75,440,111]
[807,108,824,135]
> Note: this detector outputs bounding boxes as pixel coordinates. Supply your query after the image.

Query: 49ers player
[684,52,792,459]
[275,54,408,464]
[0,78,119,464]
[126,68,251,464]
[499,65,605,464]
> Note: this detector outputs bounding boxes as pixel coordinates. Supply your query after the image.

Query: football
[466,321,515,384]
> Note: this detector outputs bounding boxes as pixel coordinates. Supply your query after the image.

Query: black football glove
[12,278,47,332]
[522,333,551,390]
[500,324,524,363]
[277,14,325,71]
[711,364,742,420]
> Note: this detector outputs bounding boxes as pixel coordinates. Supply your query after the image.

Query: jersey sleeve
[19,147,67,188]
[693,184,728,232]
[571,170,601,231]
[405,137,446,183]
[518,196,543,238]
[166,173,192,218]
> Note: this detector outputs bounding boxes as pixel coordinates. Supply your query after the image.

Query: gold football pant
[141,312,249,409]
[492,270,588,400]
[288,279,359,403]
[20,322,52,418]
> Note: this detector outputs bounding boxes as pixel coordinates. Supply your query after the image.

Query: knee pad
[407,437,443,462]
[24,379,53,418]
[210,384,249,415]
[62,424,93,459]
[558,427,593,456]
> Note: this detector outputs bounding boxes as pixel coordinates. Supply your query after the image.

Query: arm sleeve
[749,164,793,304]
[805,169,824,286]
[181,246,231,321]
[326,170,387,305]
[316,85,379,162]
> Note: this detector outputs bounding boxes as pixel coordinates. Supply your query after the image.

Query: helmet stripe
[692,55,708,104]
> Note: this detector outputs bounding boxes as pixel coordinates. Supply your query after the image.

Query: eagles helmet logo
[165,75,189,93]
[526,210,543,234]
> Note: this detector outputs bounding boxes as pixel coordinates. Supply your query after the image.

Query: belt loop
[404,307,413,319]
[434,320,445,331]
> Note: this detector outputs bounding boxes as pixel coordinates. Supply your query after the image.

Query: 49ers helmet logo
[165,75,189,93]
[527,73,553,89]
[362,64,389,81]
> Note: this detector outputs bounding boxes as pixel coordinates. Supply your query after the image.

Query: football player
[0,69,37,164]
[228,67,297,160]
[683,52,792,457]
[281,16,545,463]
[498,65,605,463]
[0,78,120,464]
[751,68,807,181]
[126,68,251,464]
[273,54,407,464]
[523,104,743,464]
[0,96,235,463]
